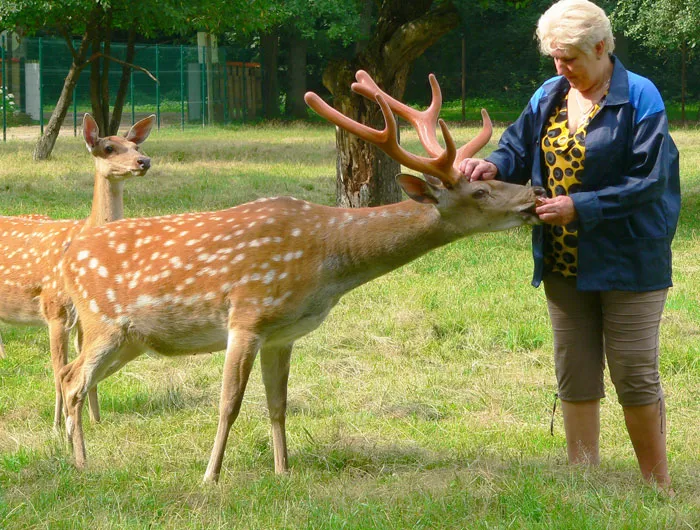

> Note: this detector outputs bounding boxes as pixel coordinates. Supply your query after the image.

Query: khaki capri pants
[543,272,668,407]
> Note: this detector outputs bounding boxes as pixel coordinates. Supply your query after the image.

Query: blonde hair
[536,0,614,57]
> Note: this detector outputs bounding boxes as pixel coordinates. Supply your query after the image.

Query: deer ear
[125,114,156,144]
[396,173,439,205]
[83,114,99,151]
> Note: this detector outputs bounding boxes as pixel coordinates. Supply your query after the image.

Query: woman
[459,0,680,489]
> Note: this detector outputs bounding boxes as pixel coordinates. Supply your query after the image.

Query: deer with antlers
[0,113,154,429]
[58,72,544,481]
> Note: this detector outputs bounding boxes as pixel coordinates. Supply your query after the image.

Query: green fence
[1,35,262,140]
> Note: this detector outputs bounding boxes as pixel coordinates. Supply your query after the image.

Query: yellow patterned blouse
[541,91,604,277]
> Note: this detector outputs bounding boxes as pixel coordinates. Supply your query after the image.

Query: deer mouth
[519,202,541,223]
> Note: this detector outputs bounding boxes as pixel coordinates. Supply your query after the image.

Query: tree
[321,1,461,207]
[1,1,102,159]
[227,0,362,119]
[279,1,364,119]
[0,0,271,159]
[612,0,700,123]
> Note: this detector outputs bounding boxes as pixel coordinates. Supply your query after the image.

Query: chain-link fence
[1,35,262,140]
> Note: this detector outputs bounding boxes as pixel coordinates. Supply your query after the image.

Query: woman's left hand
[535,195,578,225]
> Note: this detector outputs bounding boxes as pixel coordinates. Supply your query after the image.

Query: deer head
[83,113,153,181]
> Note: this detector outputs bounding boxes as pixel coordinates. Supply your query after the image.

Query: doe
[0,114,154,429]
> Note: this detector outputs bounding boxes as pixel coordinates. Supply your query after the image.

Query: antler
[305,71,493,188]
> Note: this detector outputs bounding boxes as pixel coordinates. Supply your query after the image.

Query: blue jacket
[486,57,681,291]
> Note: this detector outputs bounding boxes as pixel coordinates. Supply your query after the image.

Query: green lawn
[0,123,698,529]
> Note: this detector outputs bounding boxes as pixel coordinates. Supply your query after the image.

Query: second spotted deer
[58,72,544,481]
[0,114,154,429]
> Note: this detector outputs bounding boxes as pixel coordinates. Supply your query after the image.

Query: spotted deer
[0,214,49,358]
[0,113,154,429]
[58,71,544,482]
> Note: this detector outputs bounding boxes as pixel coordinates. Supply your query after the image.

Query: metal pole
[73,86,77,136]
[205,34,214,125]
[200,60,205,127]
[222,53,229,125]
[180,45,185,131]
[73,40,78,135]
[130,68,135,125]
[155,44,160,130]
[2,34,7,142]
[242,64,248,123]
[39,37,44,135]
[461,35,466,123]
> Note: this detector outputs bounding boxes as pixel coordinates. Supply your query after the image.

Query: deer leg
[60,330,135,468]
[203,328,261,484]
[48,318,70,432]
[260,342,294,474]
[70,324,100,423]
[59,354,90,468]
[0,331,5,359]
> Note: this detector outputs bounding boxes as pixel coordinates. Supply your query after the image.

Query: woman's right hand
[458,158,498,181]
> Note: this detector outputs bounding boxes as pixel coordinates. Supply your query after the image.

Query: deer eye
[105,145,114,154]
[472,188,487,199]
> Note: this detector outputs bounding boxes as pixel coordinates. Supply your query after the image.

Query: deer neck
[85,171,124,229]
[325,200,453,289]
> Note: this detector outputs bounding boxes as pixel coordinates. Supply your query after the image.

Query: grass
[0,122,699,529]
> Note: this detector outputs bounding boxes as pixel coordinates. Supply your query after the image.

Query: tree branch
[381,2,460,80]
[85,52,158,83]
[59,27,79,61]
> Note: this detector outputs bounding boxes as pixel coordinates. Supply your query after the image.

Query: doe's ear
[396,173,439,205]
[82,113,99,151]
[125,114,156,144]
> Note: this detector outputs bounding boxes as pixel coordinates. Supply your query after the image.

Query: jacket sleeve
[485,100,538,186]
[572,97,674,232]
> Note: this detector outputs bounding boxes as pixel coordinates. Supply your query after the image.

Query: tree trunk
[261,31,280,119]
[321,1,460,207]
[100,21,112,129]
[286,34,308,119]
[109,28,137,135]
[33,29,94,160]
[90,34,107,132]
[680,41,686,125]
[334,93,404,207]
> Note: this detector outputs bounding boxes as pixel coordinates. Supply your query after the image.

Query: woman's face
[551,45,602,91]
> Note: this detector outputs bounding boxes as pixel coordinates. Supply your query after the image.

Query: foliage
[268,0,364,44]
[611,0,700,53]
[0,87,15,114]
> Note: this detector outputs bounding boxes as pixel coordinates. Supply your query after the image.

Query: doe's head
[83,113,155,180]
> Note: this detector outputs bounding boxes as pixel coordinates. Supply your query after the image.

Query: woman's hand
[535,195,578,225]
[458,158,498,181]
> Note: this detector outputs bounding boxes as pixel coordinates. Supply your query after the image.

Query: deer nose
[533,186,546,197]
[138,158,151,170]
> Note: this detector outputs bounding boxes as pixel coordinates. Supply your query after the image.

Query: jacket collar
[605,55,629,106]
[547,54,629,107]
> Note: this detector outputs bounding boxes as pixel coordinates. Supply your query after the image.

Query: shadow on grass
[97,385,212,418]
